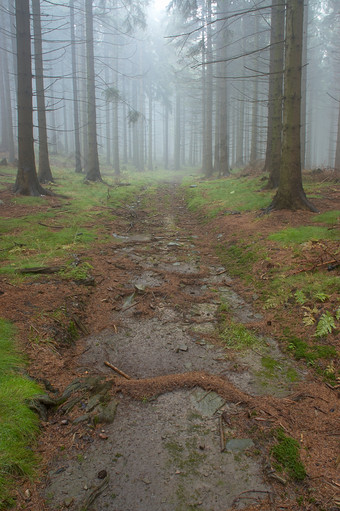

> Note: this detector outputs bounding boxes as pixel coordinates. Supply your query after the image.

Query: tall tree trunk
[70,0,82,173]
[271,0,316,211]
[163,104,169,169]
[335,102,340,171]
[300,0,308,170]
[264,0,285,188]
[249,16,260,165]
[32,0,53,183]
[14,0,48,196]
[148,92,153,170]
[85,0,101,181]
[216,4,229,177]
[0,31,15,163]
[113,95,120,176]
[174,92,181,170]
[203,0,213,177]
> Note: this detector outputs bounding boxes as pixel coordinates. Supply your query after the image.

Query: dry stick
[104,361,131,380]
[292,259,338,275]
[219,415,225,452]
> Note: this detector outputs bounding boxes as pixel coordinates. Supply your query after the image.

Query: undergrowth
[221,320,261,350]
[271,429,306,481]
[0,318,41,509]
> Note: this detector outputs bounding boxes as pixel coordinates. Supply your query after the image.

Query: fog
[0,0,339,174]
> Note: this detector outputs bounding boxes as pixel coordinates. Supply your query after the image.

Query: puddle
[45,391,269,511]
[79,317,231,379]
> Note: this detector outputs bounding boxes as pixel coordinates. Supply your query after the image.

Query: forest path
[43,182,302,511]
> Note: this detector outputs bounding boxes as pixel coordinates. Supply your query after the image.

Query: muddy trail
[24,183,339,511]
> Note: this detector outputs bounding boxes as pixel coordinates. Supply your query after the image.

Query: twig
[216,269,228,275]
[219,415,225,452]
[104,361,131,380]
[120,299,142,312]
[292,259,338,275]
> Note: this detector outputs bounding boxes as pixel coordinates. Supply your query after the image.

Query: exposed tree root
[112,371,253,405]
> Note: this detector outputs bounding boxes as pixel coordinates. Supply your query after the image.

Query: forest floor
[0,168,339,511]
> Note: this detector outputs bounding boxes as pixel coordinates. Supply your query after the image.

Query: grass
[0,318,41,509]
[269,225,339,245]
[271,429,306,481]
[183,175,271,217]
[221,321,261,350]
[312,210,340,225]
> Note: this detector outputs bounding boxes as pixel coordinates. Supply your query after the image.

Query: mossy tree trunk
[14,0,49,196]
[271,0,316,211]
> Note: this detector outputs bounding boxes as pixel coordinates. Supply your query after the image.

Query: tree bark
[32,0,53,183]
[174,92,181,170]
[271,0,316,211]
[14,0,49,196]
[70,0,82,173]
[148,92,153,171]
[335,102,340,171]
[263,0,285,188]
[203,0,214,177]
[85,0,101,181]
[0,29,15,163]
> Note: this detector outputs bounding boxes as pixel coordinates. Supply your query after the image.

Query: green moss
[286,335,337,363]
[269,225,339,245]
[271,429,306,481]
[0,319,41,509]
[311,210,340,225]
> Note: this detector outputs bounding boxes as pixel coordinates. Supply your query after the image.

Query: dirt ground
[0,178,339,511]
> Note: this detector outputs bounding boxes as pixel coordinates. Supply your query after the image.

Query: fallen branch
[38,222,63,229]
[18,265,63,274]
[104,361,131,380]
[292,259,338,275]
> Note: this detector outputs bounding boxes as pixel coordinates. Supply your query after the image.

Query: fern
[295,290,307,305]
[302,314,315,326]
[314,291,330,303]
[315,312,336,337]
[335,307,340,321]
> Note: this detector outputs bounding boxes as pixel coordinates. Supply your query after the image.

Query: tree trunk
[32,0,53,183]
[85,0,101,181]
[70,0,82,173]
[113,95,120,176]
[249,16,260,165]
[0,29,15,163]
[174,92,181,170]
[14,0,48,196]
[203,0,213,177]
[335,102,340,171]
[216,3,229,177]
[163,104,169,169]
[300,0,308,170]
[271,0,316,211]
[148,92,153,171]
[264,0,285,188]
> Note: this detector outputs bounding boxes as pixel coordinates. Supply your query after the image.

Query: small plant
[271,429,306,481]
[294,290,307,305]
[221,321,261,350]
[314,291,329,303]
[315,311,336,337]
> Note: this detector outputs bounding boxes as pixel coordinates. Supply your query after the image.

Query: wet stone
[225,438,255,452]
[95,399,119,424]
[191,389,225,417]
